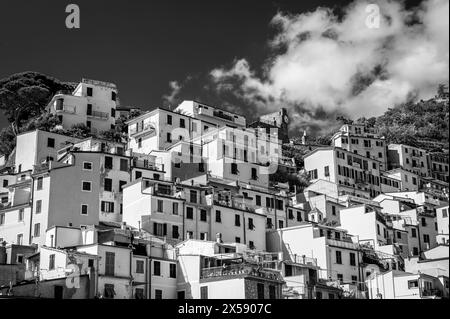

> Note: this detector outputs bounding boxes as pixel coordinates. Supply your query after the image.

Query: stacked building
[0,78,448,299]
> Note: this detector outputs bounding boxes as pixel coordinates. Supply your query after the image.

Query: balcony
[129,123,156,138]
[421,289,442,298]
[200,264,283,282]
[213,110,234,122]
[133,159,164,171]
[87,110,109,120]
[55,104,77,114]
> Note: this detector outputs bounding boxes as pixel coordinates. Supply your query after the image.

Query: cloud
[162,81,182,106]
[164,0,449,136]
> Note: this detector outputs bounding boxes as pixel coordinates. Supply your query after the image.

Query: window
[172,202,179,215]
[423,234,430,243]
[166,132,172,142]
[18,209,24,222]
[200,286,208,299]
[200,210,207,222]
[408,280,419,289]
[2,179,8,187]
[105,156,113,169]
[198,163,205,172]
[104,284,115,299]
[47,138,55,148]
[16,234,23,245]
[257,283,265,299]
[297,211,302,222]
[119,180,127,192]
[189,190,197,203]
[337,274,343,283]
[413,247,419,256]
[111,108,116,117]
[167,114,172,125]
[251,168,258,180]
[104,178,112,192]
[33,223,40,237]
[186,207,193,219]
[170,264,177,278]
[215,210,221,223]
[288,209,294,220]
[278,220,284,228]
[136,260,144,274]
[119,159,128,171]
[180,118,185,128]
[86,104,93,116]
[249,241,255,249]
[377,224,380,235]
[349,252,356,266]
[267,218,273,229]
[351,275,358,284]
[441,208,448,218]
[154,289,163,299]
[88,259,94,267]
[86,87,93,96]
[134,288,144,299]
[324,166,330,177]
[35,200,42,214]
[256,195,261,206]
[49,254,55,270]
[397,231,402,239]
[153,261,161,276]
[157,200,164,213]
[336,251,342,264]
[191,122,197,132]
[2,213,7,225]
[83,162,93,170]
[105,252,115,276]
[331,206,336,216]
[269,286,276,299]
[231,163,238,175]
[82,181,92,192]
[328,293,335,299]
[37,177,43,190]
[101,201,115,213]
[153,222,167,237]
[235,214,241,227]
[135,171,142,179]
[138,138,142,148]
[411,228,417,238]
[248,218,255,230]
[16,254,24,264]
[235,237,241,243]
[81,204,88,215]
[316,291,322,299]
[172,225,179,239]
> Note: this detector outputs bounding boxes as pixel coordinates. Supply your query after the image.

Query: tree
[64,123,92,139]
[0,72,74,134]
[0,126,16,156]
[336,115,353,125]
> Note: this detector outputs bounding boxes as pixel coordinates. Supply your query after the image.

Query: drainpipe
[28,175,35,245]
[242,211,246,245]
[182,201,186,241]
[129,249,133,299]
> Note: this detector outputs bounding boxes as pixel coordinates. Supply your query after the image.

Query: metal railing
[129,123,155,136]
[200,264,282,281]
[87,110,109,120]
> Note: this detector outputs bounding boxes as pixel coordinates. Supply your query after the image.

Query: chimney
[216,233,223,244]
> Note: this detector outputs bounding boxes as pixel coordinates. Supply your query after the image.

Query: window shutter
[163,223,167,236]
[101,201,105,212]
[153,222,158,235]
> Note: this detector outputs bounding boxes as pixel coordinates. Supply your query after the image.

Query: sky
[0,0,448,136]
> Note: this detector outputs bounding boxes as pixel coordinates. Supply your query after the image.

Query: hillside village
[0,77,448,299]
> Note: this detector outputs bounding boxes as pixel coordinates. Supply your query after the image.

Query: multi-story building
[365,270,446,299]
[47,78,118,134]
[383,168,421,191]
[14,129,81,173]
[331,124,388,171]
[304,146,399,199]
[267,223,363,285]
[436,204,449,245]
[428,152,449,183]
[388,144,429,177]
[176,239,284,299]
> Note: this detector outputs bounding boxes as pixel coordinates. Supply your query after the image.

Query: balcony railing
[87,110,109,120]
[55,104,77,114]
[200,264,283,282]
[129,123,155,137]
[213,110,234,122]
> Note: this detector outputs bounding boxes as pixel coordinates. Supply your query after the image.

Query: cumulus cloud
[165,0,449,136]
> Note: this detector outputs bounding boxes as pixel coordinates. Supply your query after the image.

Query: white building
[388,144,429,177]
[47,78,118,134]
[436,204,449,245]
